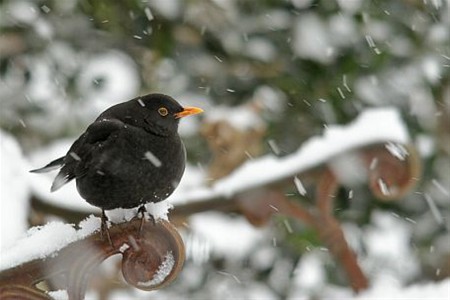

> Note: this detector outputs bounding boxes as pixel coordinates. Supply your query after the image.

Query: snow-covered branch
[0,218,184,300]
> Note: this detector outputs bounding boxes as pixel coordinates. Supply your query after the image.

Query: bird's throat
[143,118,175,137]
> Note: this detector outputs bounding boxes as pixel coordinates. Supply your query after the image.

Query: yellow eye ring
[158,107,168,116]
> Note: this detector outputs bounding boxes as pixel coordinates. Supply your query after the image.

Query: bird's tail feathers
[51,172,72,192]
[30,157,65,173]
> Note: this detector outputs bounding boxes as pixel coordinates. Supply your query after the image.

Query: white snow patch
[291,251,326,293]
[106,201,173,224]
[3,223,75,270]
[354,277,450,300]
[290,0,314,9]
[0,215,99,271]
[77,215,101,236]
[336,0,363,13]
[185,232,211,264]
[119,243,130,253]
[293,13,335,64]
[329,14,358,47]
[422,56,442,84]
[149,0,180,19]
[137,251,175,287]
[189,212,266,259]
[76,51,140,118]
[204,105,264,130]
[7,0,39,24]
[415,134,435,158]
[245,37,276,62]
[249,246,277,271]
[106,208,139,224]
[146,201,174,221]
[362,211,420,282]
[0,131,30,250]
[330,153,368,186]
[47,290,68,300]
[252,85,286,115]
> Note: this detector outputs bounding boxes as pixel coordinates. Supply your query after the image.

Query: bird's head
[132,93,203,136]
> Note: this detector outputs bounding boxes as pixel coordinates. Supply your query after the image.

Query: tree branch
[0,219,185,300]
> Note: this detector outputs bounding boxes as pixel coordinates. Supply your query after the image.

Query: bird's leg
[101,210,113,247]
[137,205,156,236]
[138,205,147,235]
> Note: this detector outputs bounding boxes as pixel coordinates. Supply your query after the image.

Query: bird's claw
[101,210,113,248]
[137,205,156,237]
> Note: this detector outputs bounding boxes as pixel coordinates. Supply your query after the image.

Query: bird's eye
[158,107,168,117]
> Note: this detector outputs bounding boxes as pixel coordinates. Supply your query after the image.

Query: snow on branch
[169,107,416,205]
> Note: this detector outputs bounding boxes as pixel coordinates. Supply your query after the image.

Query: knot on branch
[363,143,420,200]
[121,220,185,291]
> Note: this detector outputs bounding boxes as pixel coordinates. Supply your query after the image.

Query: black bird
[31,93,203,234]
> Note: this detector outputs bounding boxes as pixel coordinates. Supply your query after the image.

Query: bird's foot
[101,210,113,248]
[137,205,156,236]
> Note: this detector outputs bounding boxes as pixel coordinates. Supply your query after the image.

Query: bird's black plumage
[31,93,203,211]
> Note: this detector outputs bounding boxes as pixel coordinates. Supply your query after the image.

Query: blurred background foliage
[0,0,449,298]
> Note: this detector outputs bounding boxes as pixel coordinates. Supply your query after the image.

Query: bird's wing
[30,156,65,173]
[51,119,125,192]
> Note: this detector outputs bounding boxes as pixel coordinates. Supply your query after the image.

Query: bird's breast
[76,128,186,209]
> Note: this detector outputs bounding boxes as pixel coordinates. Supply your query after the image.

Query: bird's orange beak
[174,106,204,119]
